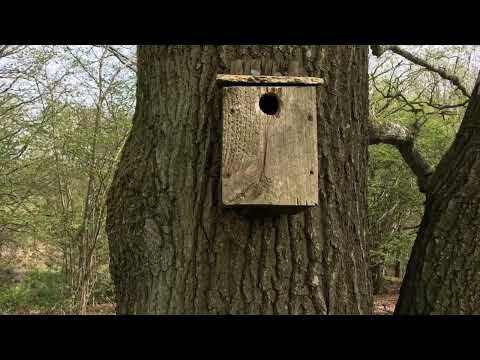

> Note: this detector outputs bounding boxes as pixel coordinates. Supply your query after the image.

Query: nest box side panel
[222,86,318,206]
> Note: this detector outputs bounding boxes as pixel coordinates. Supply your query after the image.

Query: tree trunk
[372,263,386,295]
[394,260,401,279]
[106,45,372,314]
[395,80,480,314]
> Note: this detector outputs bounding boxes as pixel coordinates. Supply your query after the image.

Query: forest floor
[373,277,402,315]
[2,271,402,315]
[1,245,401,315]
[85,303,115,315]
[88,281,404,315]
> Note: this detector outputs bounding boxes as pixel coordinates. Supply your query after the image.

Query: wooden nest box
[217,74,324,209]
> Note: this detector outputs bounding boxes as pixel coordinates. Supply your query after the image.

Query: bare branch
[94,45,136,73]
[371,45,471,98]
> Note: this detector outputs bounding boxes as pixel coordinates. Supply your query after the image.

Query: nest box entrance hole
[259,92,280,116]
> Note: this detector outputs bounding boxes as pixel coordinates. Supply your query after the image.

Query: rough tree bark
[395,78,480,314]
[394,260,402,278]
[371,263,386,295]
[106,45,372,314]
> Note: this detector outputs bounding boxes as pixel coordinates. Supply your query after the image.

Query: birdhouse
[216,74,324,208]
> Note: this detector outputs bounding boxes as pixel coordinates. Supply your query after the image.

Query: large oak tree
[106,45,372,314]
[395,76,480,314]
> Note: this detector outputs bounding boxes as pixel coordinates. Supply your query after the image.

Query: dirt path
[373,278,401,315]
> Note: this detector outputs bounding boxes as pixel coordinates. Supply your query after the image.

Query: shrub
[0,269,70,314]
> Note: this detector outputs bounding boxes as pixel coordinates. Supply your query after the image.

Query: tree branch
[371,45,471,98]
[94,45,136,73]
[368,122,434,193]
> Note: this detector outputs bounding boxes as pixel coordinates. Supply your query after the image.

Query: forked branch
[368,122,434,193]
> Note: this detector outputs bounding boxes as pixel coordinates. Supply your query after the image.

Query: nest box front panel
[222,86,319,206]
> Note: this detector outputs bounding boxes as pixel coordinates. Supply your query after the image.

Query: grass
[0,269,71,314]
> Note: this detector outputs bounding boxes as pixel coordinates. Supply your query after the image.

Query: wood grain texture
[217,74,325,86]
[222,86,318,206]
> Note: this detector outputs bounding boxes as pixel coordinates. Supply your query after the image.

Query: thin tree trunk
[395,79,480,314]
[106,45,372,314]
[394,260,402,278]
[371,262,386,295]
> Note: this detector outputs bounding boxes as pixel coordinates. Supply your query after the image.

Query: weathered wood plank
[217,74,325,87]
[222,86,319,206]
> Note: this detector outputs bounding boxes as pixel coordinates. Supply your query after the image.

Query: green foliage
[0,270,69,314]
[368,144,423,268]
[368,111,462,273]
[0,45,135,313]
[0,264,115,314]
[91,265,115,305]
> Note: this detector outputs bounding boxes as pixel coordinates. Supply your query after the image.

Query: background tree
[369,45,480,314]
[366,46,477,294]
[0,45,135,314]
[394,73,480,314]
